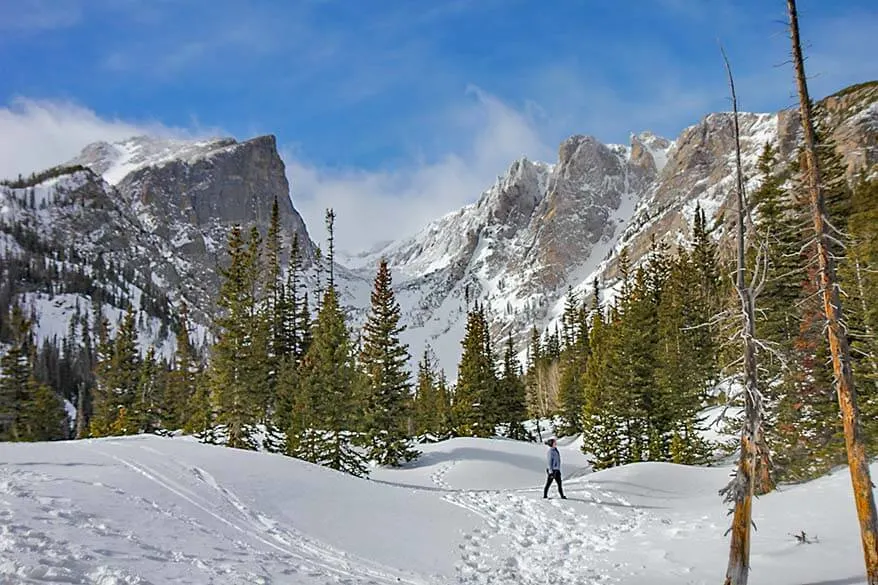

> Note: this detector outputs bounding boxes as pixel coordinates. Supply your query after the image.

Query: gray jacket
[547,447,561,472]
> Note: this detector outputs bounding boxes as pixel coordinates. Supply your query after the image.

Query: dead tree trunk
[719,47,765,585]
[787,2,878,583]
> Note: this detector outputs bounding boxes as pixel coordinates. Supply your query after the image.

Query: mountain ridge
[1,81,876,377]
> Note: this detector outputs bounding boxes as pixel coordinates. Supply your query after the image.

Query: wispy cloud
[0,99,202,180]
[288,87,554,252]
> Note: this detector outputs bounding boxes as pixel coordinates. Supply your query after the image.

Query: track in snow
[98,444,443,585]
[423,459,644,584]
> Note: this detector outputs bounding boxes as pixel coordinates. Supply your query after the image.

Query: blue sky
[0,0,876,249]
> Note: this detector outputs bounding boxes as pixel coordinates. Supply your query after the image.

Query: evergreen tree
[581,297,623,469]
[413,348,437,437]
[166,303,202,431]
[91,309,140,437]
[750,143,803,375]
[297,286,367,475]
[557,289,589,435]
[844,177,878,448]
[294,212,367,476]
[498,336,529,440]
[209,226,262,449]
[655,252,713,464]
[20,380,67,441]
[0,305,36,440]
[453,304,497,437]
[360,259,418,466]
[263,196,285,414]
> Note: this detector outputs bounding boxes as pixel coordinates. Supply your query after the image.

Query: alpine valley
[1,81,876,382]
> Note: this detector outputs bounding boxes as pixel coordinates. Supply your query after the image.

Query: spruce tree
[498,336,529,440]
[581,297,623,469]
[0,305,32,441]
[453,304,497,437]
[91,309,140,437]
[166,303,202,431]
[21,380,67,441]
[360,259,418,466]
[295,211,367,476]
[209,226,261,449]
[413,348,437,437]
[263,196,285,417]
[655,252,713,464]
[557,289,589,435]
[134,347,162,433]
[844,177,878,447]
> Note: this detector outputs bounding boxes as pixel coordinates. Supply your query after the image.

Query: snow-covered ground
[1,435,873,584]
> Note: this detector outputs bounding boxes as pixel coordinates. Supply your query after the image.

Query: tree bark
[721,47,762,585]
[787,1,878,582]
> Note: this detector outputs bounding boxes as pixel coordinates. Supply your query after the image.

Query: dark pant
[543,470,565,498]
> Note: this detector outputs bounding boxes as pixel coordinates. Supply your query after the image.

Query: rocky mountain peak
[478,157,550,232]
[630,131,673,176]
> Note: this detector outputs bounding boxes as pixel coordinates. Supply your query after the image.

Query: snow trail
[445,483,644,585]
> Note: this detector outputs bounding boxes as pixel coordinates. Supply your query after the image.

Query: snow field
[1,434,875,584]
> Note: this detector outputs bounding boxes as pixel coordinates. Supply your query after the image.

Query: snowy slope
[1,435,873,584]
[70,136,237,186]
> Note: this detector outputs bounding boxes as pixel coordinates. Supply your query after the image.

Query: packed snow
[1,434,873,584]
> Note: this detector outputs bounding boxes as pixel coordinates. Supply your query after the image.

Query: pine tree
[263,196,285,416]
[209,226,261,449]
[524,326,544,419]
[498,336,529,440]
[166,303,202,431]
[360,259,418,466]
[294,212,367,476]
[557,289,589,435]
[91,309,140,437]
[413,348,437,437]
[134,347,162,433]
[581,295,623,469]
[453,304,497,437]
[0,305,32,441]
[297,286,367,475]
[655,252,713,464]
[245,225,272,423]
[20,380,67,441]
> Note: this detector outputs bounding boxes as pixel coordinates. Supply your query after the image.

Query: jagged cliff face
[0,135,315,350]
[351,130,674,373]
[76,135,314,312]
[611,82,878,281]
[72,134,313,263]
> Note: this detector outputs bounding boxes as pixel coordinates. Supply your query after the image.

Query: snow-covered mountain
[369,82,878,374]
[0,134,317,362]
[1,82,876,376]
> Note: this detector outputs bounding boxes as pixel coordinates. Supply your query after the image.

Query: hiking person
[543,438,566,499]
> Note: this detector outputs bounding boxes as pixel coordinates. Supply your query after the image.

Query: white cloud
[0,98,197,180]
[0,92,554,256]
[286,87,555,253]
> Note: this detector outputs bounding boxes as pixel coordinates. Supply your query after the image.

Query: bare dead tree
[719,47,766,585]
[787,1,878,582]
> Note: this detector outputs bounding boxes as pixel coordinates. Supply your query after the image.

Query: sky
[0,0,876,252]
